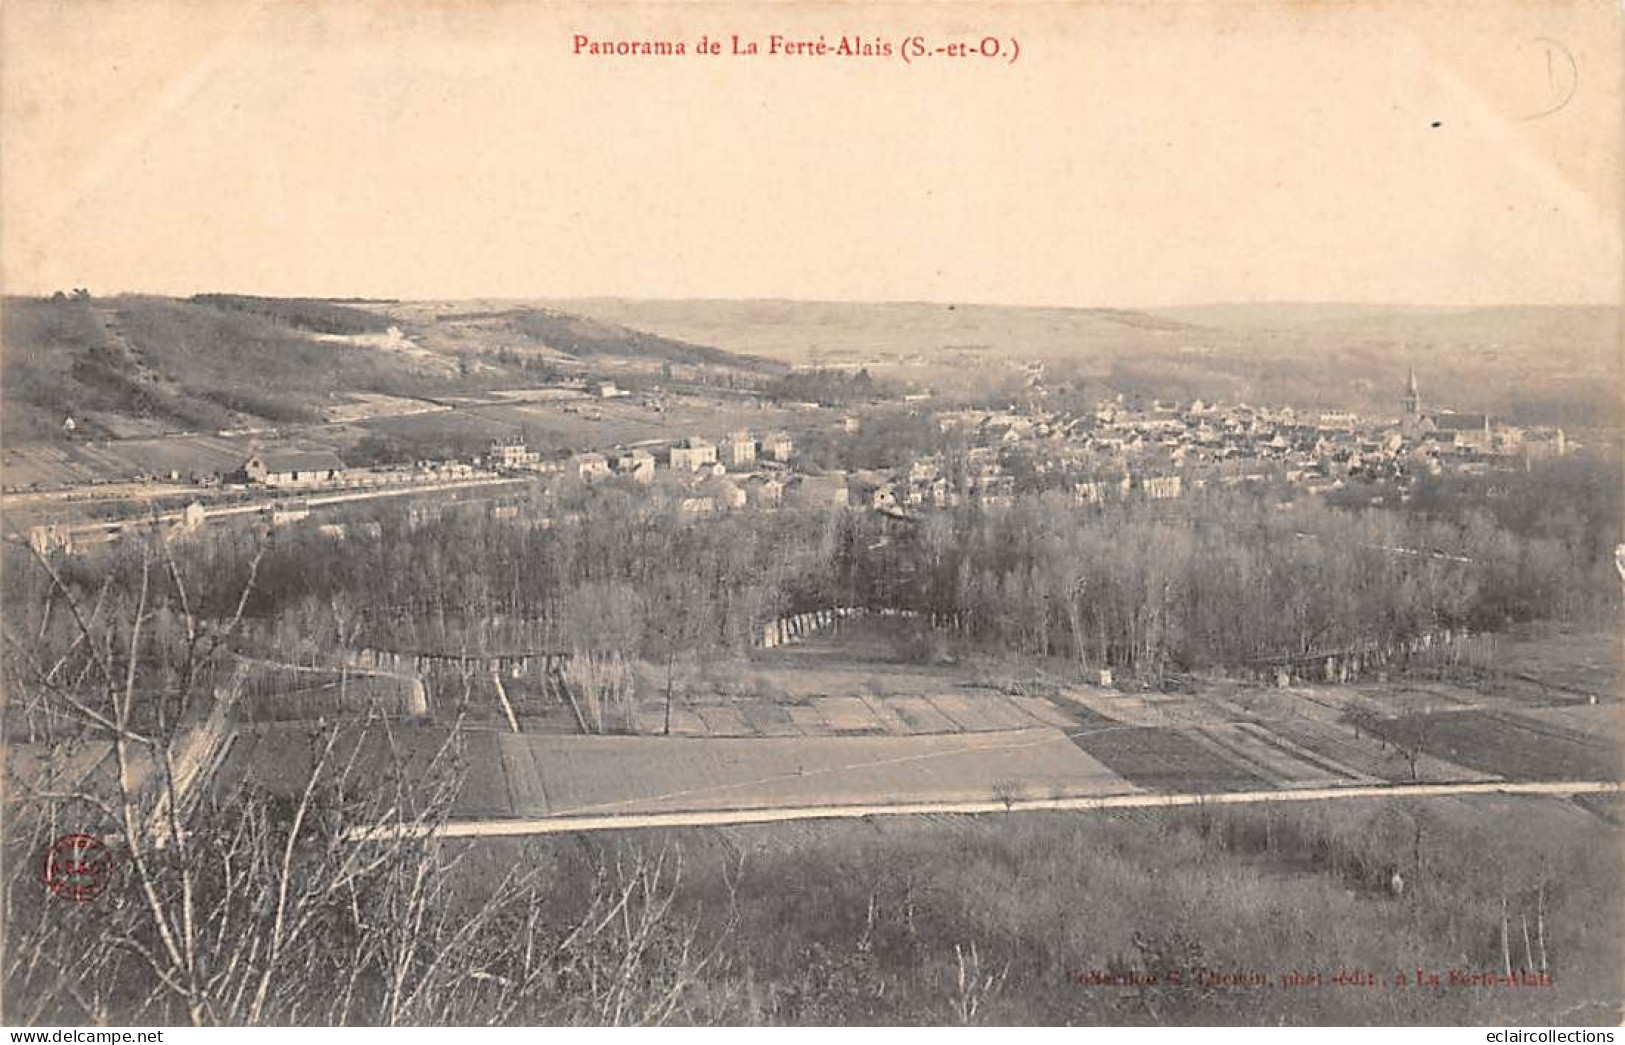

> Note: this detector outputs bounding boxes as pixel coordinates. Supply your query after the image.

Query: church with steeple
[1400,368,1498,451]
[1399,367,1427,440]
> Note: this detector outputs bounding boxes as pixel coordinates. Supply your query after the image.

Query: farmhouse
[241,450,346,489]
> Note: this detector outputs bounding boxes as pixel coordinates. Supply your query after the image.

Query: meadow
[431,793,1621,1025]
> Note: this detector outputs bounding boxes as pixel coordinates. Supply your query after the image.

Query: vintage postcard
[1,0,1621,1031]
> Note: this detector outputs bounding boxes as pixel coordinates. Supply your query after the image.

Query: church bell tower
[1401,367,1422,417]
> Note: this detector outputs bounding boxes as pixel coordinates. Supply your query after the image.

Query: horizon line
[2,289,1619,312]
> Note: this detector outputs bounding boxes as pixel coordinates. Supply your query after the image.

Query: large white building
[669,437,718,473]
[242,450,346,489]
[489,439,541,470]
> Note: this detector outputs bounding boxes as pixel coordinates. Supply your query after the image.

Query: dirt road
[342,778,1620,841]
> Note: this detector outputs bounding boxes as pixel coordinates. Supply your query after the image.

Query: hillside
[0,296,781,444]
[0,296,455,442]
[472,306,776,371]
[188,294,399,336]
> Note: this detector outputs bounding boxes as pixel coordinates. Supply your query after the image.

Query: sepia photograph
[0,0,1621,1033]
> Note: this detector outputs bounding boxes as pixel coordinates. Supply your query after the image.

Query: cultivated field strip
[486,727,1135,818]
[694,705,753,736]
[855,693,913,734]
[1390,709,1621,782]
[888,697,958,733]
[739,704,801,736]
[814,695,885,732]
[1188,724,1345,788]
[1238,712,1496,784]
[497,732,550,815]
[1009,694,1081,729]
[1230,721,1372,782]
[1069,725,1273,792]
[1522,704,1623,741]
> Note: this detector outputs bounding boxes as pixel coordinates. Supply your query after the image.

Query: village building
[571,452,612,482]
[1433,412,1493,453]
[1316,410,1360,431]
[970,473,1015,508]
[849,471,899,511]
[241,450,347,489]
[269,503,310,526]
[615,448,656,483]
[785,473,850,510]
[719,430,757,468]
[1140,474,1184,500]
[700,477,748,510]
[669,436,718,472]
[421,460,476,482]
[906,475,950,508]
[762,432,794,462]
[1522,426,1568,462]
[908,457,942,483]
[488,439,541,470]
[744,475,785,508]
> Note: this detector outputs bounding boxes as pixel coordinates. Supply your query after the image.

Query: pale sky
[2,1,1620,307]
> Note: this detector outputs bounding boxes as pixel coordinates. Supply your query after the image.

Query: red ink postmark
[43,833,114,901]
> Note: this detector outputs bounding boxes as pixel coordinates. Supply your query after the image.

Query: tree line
[9,452,1615,692]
